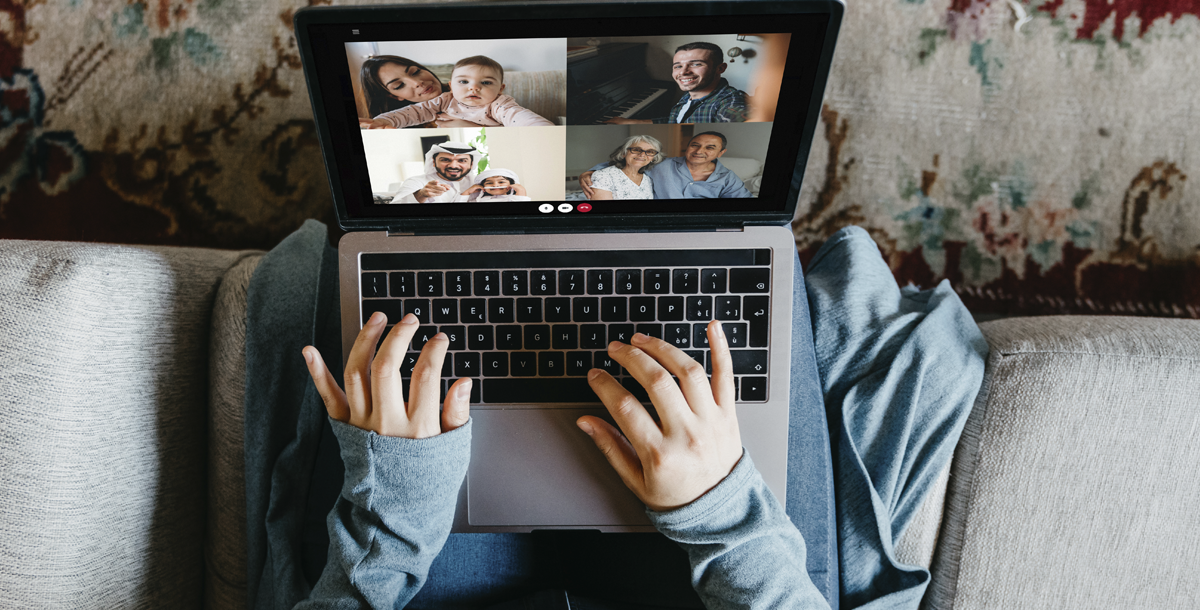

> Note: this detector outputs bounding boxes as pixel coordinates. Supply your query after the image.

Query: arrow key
[730,350,768,375]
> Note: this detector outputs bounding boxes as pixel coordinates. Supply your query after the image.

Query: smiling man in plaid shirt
[605,42,749,125]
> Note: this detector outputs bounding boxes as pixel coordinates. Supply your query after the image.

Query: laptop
[293,0,842,532]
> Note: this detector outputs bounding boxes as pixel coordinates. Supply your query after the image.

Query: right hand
[579,171,595,199]
[302,312,471,439]
[359,117,393,129]
[415,181,450,203]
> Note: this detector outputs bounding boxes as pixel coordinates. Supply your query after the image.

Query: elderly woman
[587,135,663,200]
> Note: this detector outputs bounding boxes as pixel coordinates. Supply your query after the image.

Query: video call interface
[346,33,793,214]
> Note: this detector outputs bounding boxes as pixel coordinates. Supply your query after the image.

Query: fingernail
[631,332,650,344]
[577,420,594,436]
[456,379,472,399]
[587,369,600,380]
[715,321,725,337]
[369,311,385,325]
[400,313,419,325]
[302,348,313,364]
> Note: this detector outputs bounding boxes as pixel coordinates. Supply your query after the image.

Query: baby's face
[450,65,505,107]
[481,176,513,195]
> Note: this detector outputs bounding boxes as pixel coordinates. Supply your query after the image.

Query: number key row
[362,267,770,298]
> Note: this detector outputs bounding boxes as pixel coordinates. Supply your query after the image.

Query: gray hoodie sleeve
[296,418,471,609]
[648,451,831,610]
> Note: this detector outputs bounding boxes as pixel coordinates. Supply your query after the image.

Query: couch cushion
[926,316,1200,609]
[0,240,252,609]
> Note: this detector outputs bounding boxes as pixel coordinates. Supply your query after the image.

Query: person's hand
[511,183,527,196]
[462,185,482,196]
[359,117,393,129]
[578,320,742,512]
[579,171,595,199]
[303,312,470,439]
[603,117,650,125]
[433,118,486,128]
[415,181,450,203]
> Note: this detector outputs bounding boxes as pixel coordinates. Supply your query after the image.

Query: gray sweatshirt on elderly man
[295,419,829,610]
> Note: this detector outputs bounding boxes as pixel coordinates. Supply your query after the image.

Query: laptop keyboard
[359,249,772,405]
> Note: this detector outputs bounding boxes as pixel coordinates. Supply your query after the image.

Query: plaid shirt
[653,79,748,124]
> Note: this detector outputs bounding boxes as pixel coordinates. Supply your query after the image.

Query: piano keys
[566,43,679,125]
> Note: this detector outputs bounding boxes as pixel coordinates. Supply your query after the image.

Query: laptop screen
[297,3,836,226]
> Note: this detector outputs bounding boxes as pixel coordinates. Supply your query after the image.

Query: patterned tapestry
[1,0,1197,317]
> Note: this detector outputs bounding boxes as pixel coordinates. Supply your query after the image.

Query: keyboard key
[502,271,528,296]
[496,325,522,350]
[644,269,670,294]
[483,378,596,403]
[418,272,443,297]
[489,298,514,323]
[524,325,550,350]
[580,324,607,349]
[566,351,592,376]
[608,324,634,344]
[460,299,486,324]
[594,352,621,375]
[454,352,480,377]
[400,352,418,377]
[636,324,663,340]
[587,269,613,295]
[389,272,415,297]
[362,273,387,298]
[539,351,564,376]
[531,270,556,295]
[553,324,579,350]
[432,299,458,324]
[731,350,768,375]
[693,323,711,348]
[573,297,600,322]
[545,297,572,322]
[744,296,769,347]
[558,270,585,295]
[516,298,542,322]
[715,296,741,320]
[665,324,690,348]
[684,350,705,366]
[413,326,438,350]
[686,296,712,321]
[601,297,627,322]
[440,325,465,350]
[468,326,494,350]
[701,269,727,294]
[510,352,537,376]
[722,322,748,347]
[730,268,770,293]
[404,299,430,324]
[672,269,698,294]
[362,300,404,326]
[474,271,500,296]
[442,356,453,377]
[446,271,471,297]
[482,352,508,377]
[658,296,685,321]
[616,269,641,294]
[740,377,767,401]
[629,297,656,321]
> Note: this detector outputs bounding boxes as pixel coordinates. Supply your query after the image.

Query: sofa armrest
[0,240,255,609]
[924,316,1200,609]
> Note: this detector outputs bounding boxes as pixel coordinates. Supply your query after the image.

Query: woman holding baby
[587,135,663,200]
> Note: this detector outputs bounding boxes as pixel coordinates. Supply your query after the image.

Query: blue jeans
[405,249,837,609]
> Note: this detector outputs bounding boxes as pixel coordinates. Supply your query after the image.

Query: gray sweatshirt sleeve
[296,418,471,609]
[648,451,831,610]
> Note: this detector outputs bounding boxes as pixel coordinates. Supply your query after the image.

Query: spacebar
[483,379,600,404]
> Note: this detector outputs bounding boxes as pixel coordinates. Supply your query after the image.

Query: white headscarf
[424,141,481,183]
[473,168,520,187]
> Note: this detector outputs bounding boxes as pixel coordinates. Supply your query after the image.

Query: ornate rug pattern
[0,0,1197,317]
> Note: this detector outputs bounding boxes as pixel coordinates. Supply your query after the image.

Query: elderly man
[606,42,748,125]
[581,131,752,199]
[390,142,481,204]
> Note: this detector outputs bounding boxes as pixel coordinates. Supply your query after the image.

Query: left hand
[511,183,528,196]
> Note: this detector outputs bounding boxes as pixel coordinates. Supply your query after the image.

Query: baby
[360,55,554,128]
[465,169,532,202]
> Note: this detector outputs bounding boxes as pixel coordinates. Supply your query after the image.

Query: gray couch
[1,239,1197,609]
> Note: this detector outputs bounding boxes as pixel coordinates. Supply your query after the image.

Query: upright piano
[566,43,679,125]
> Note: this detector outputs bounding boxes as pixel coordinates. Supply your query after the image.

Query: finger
[407,332,450,438]
[586,368,662,448]
[344,311,388,424]
[371,313,421,423]
[608,338,691,430]
[708,321,736,408]
[303,346,350,422]
[577,415,645,498]
[358,118,374,128]
[629,331,714,415]
[442,377,472,432]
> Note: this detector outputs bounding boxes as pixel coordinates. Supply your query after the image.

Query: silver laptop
[294,0,843,532]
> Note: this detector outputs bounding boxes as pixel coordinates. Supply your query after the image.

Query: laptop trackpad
[468,408,650,527]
